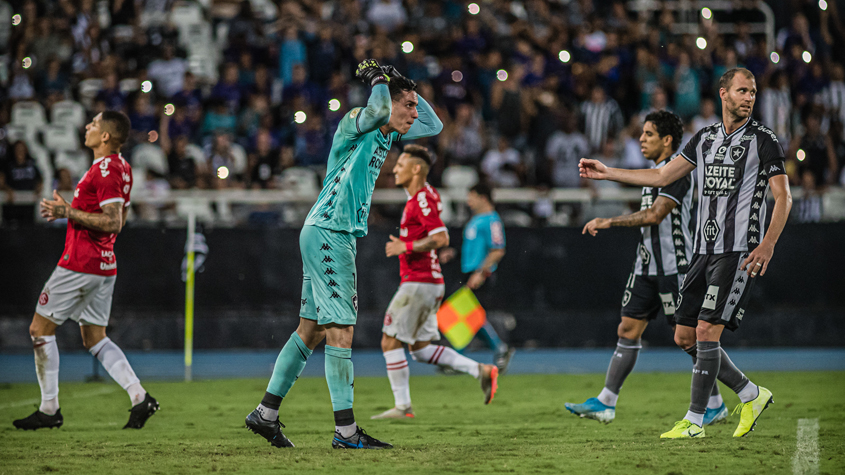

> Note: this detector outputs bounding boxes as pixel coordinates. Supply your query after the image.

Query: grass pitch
[1,371,843,474]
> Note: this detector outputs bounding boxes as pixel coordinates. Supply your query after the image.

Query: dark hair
[643,110,684,152]
[101,110,131,146]
[402,144,432,166]
[719,68,754,91]
[388,76,417,101]
[470,182,493,203]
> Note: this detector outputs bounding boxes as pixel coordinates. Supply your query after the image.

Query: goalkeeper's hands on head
[356,59,390,86]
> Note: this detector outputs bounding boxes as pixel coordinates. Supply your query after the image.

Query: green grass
[1,372,843,474]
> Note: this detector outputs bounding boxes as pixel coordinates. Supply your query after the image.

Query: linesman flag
[436,287,486,351]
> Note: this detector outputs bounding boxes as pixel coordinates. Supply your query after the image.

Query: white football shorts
[35,267,116,327]
[382,282,445,345]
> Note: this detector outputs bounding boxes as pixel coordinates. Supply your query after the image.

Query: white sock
[707,393,724,409]
[336,422,357,438]
[89,337,145,405]
[737,381,759,403]
[383,348,411,408]
[33,335,60,415]
[411,345,480,379]
[256,404,278,421]
[597,387,618,407]
[684,410,704,427]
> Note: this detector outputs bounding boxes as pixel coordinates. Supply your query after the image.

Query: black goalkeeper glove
[380,65,406,81]
[355,59,390,87]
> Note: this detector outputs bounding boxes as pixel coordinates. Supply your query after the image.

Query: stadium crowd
[1,0,844,226]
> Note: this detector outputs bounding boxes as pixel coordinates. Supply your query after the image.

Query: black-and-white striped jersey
[679,119,786,254]
[633,160,694,276]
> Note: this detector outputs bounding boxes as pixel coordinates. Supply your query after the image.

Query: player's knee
[674,332,695,349]
[617,319,642,340]
[695,324,720,342]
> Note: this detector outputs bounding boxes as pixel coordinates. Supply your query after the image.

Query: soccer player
[13,111,159,430]
[244,60,443,449]
[371,145,498,420]
[441,183,514,371]
[580,68,792,439]
[564,111,726,425]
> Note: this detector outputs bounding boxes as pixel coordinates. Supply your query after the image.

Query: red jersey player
[371,144,498,420]
[14,111,159,431]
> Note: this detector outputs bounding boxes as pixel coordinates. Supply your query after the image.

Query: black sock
[689,341,721,415]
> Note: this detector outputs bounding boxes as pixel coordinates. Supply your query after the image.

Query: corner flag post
[185,210,196,382]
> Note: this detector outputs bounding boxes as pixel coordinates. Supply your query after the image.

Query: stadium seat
[28,144,53,198]
[120,78,140,95]
[442,166,479,189]
[130,143,169,192]
[4,124,33,144]
[42,124,80,152]
[499,209,533,227]
[280,167,319,196]
[78,78,104,109]
[0,1,12,49]
[51,100,86,129]
[11,101,47,131]
[188,53,218,81]
[170,2,204,29]
[54,150,91,180]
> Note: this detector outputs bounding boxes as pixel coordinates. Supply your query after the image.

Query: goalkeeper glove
[380,65,406,80]
[355,59,390,86]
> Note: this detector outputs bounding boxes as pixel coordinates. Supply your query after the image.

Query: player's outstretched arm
[579,155,695,188]
[741,174,792,278]
[41,190,124,233]
[583,196,677,236]
[385,231,449,257]
[401,95,443,140]
[354,84,392,135]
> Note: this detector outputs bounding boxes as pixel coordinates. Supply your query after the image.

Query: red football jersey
[399,183,447,284]
[58,154,132,276]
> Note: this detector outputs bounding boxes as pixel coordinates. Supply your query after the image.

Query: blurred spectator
[282,64,321,108]
[307,26,339,86]
[147,44,187,97]
[201,99,237,137]
[172,72,203,123]
[440,102,485,166]
[206,132,243,189]
[1,141,43,225]
[761,71,793,147]
[248,129,283,189]
[581,85,624,152]
[490,64,528,142]
[788,110,838,189]
[55,168,75,192]
[167,135,200,190]
[36,57,70,97]
[212,63,244,113]
[294,111,328,166]
[96,72,127,112]
[673,52,701,121]
[279,27,306,86]
[691,97,719,133]
[481,137,523,188]
[546,113,590,188]
[815,63,845,138]
[367,0,407,33]
[129,93,158,144]
[8,65,35,100]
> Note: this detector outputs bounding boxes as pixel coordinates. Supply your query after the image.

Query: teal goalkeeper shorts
[299,225,358,326]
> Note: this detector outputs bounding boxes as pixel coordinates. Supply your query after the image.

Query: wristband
[405,241,414,252]
[371,75,389,86]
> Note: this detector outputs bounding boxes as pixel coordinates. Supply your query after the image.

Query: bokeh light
[797,149,806,161]
[217,166,230,179]
[148,131,158,143]
[328,99,341,112]
[164,104,175,116]
[451,70,463,82]
[701,8,712,19]
[559,50,571,63]
[802,51,812,63]
[468,3,480,15]
[294,111,307,124]
[22,57,31,69]
[12,14,21,26]
[496,69,508,81]
[696,37,707,50]
[141,80,153,93]
[770,52,780,64]
[820,0,828,11]
[401,41,414,54]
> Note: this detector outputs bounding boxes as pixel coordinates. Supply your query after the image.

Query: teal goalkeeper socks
[325,346,354,412]
[266,332,313,398]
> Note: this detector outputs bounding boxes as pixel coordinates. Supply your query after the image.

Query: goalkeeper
[244,60,443,449]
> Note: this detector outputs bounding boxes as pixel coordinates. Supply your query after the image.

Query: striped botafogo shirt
[679,119,786,255]
[632,159,694,276]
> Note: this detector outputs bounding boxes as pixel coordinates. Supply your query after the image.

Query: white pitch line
[0,386,118,410]
[792,418,820,475]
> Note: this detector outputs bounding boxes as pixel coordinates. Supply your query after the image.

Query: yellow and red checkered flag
[436,287,486,351]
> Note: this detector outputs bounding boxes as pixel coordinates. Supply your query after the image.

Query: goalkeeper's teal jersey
[305,83,442,237]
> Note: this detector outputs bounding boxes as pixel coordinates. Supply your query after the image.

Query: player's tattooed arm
[385,231,449,257]
[582,196,676,236]
[41,190,123,233]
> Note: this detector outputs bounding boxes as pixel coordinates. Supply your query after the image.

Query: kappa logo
[729,299,737,306]
[674,238,683,246]
[736,275,745,283]
[320,243,332,251]
[749,224,759,233]
[769,165,781,174]
[750,214,758,222]
[755,191,764,199]
[301,298,308,306]
[323,256,334,263]
[749,236,759,244]
[330,292,341,299]
[677,258,688,267]
[327,200,333,207]
[673,228,683,236]
[324,268,336,275]
[327,280,339,287]
[316,306,320,313]
[703,219,720,242]
[732,288,741,295]
[322,213,331,219]
[673,218,681,226]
